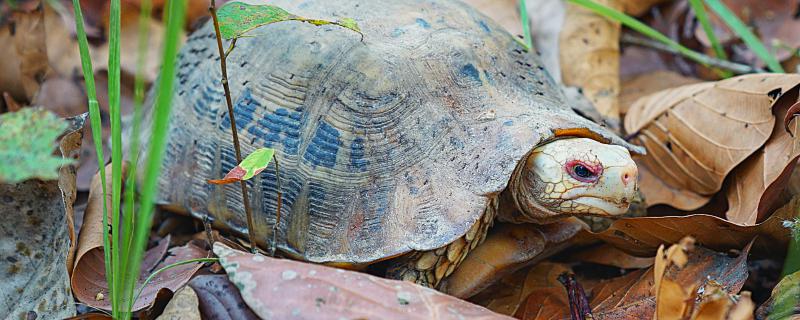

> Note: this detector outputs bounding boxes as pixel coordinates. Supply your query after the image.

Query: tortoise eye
[573,164,592,178]
[566,160,600,183]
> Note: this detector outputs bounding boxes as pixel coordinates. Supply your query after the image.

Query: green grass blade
[133,258,218,305]
[567,0,712,69]
[121,0,153,314]
[106,0,123,316]
[704,0,784,73]
[518,0,532,51]
[69,0,113,312]
[687,0,732,78]
[124,0,187,316]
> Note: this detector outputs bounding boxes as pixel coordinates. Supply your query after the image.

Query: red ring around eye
[565,160,602,183]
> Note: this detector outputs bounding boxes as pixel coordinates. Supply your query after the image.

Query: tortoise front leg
[384,204,495,289]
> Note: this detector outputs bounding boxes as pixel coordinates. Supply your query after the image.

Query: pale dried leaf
[619,70,702,117]
[12,3,50,100]
[213,243,513,320]
[560,0,622,128]
[156,286,201,320]
[724,83,800,224]
[637,162,712,210]
[625,74,800,209]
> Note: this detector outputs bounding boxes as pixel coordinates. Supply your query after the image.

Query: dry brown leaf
[515,240,750,320]
[156,286,201,320]
[565,243,654,269]
[619,70,702,117]
[440,218,586,299]
[584,195,799,257]
[0,1,51,102]
[560,0,622,129]
[625,74,800,210]
[638,163,713,211]
[470,262,573,316]
[72,237,208,312]
[188,274,260,320]
[71,163,122,275]
[71,165,207,312]
[12,1,51,101]
[213,243,514,320]
[653,237,696,319]
[724,83,800,224]
[0,113,84,319]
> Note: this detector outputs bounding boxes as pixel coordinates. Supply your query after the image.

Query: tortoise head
[505,137,638,223]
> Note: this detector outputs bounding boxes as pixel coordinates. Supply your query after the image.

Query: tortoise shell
[147,0,642,265]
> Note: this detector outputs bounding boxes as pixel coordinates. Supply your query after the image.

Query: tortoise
[139,0,643,291]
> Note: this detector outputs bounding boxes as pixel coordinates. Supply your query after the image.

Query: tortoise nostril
[621,172,632,185]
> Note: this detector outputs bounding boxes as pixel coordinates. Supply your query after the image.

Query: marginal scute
[143,0,642,266]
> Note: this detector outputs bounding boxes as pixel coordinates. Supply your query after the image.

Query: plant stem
[210,0,259,254]
[621,33,764,74]
[271,156,282,256]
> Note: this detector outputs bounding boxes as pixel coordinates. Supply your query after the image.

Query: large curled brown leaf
[724,83,800,224]
[625,74,800,210]
[213,243,513,320]
[584,195,799,257]
[514,239,751,320]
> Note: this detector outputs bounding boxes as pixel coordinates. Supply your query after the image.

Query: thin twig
[270,156,283,256]
[210,0,259,254]
[621,33,765,74]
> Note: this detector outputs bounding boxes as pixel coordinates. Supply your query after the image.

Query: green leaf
[0,108,73,183]
[217,2,361,40]
[209,148,275,184]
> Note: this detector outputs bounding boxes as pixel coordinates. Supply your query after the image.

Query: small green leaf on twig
[217,2,362,40]
[209,148,275,185]
[0,108,73,183]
